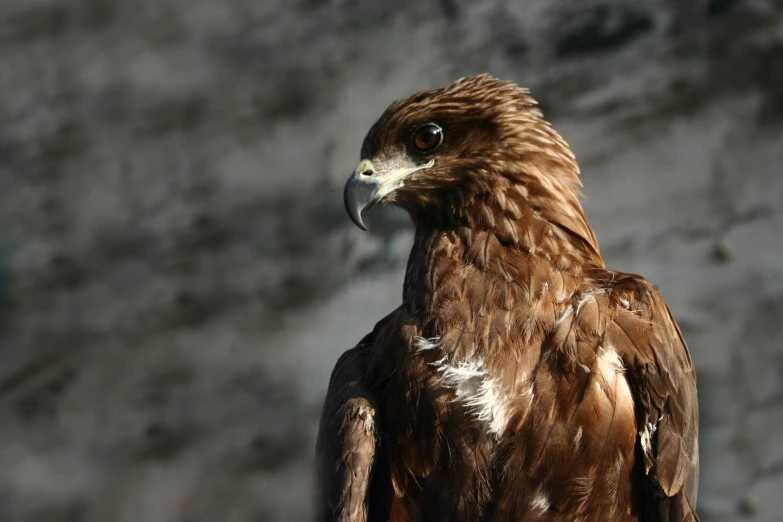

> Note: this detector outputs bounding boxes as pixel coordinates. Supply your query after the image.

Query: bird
[315,75,699,522]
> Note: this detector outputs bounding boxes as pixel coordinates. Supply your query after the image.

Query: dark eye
[412,124,443,153]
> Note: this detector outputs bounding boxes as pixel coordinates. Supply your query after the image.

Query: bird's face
[344,75,533,230]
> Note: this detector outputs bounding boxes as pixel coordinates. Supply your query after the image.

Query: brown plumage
[316,75,699,522]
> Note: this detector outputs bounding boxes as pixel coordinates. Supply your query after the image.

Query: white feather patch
[575,292,596,317]
[573,426,583,449]
[530,492,550,512]
[639,413,665,473]
[555,305,574,326]
[594,346,635,424]
[596,346,625,376]
[640,420,657,473]
[414,337,440,352]
[415,337,512,437]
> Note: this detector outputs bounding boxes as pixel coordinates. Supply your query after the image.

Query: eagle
[315,75,699,522]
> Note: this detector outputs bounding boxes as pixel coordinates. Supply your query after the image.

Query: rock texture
[0,0,781,521]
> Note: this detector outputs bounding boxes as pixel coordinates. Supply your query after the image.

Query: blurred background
[0,0,781,521]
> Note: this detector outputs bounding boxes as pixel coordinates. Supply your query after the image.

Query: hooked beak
[343,160,379,231]
[343,158,434,231]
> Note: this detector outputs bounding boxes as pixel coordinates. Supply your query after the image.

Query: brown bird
[316,75,699,522]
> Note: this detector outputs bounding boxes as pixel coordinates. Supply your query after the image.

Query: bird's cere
[356,159,375,177]
[373,158,435,198]
[343,157,435,230]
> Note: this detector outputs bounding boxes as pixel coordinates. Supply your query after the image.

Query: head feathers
[360,74,601,264]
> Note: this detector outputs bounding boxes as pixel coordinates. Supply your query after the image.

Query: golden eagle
[316,75,699,522]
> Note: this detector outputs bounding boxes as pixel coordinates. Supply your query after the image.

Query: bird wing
[602,274,700,521]
[315,334,379,522]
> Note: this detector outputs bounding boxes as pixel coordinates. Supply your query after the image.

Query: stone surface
[0,0,782,521]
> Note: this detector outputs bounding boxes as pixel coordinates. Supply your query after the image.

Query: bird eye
[412,124,443,153]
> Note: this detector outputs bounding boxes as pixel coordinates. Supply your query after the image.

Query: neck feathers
[401,93,602,353]
[407,105,602,273]
[402,171,602,362]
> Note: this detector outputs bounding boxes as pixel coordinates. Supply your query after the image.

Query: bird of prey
[316,75,699,522]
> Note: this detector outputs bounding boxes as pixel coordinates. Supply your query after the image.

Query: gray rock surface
[0,0,781,520]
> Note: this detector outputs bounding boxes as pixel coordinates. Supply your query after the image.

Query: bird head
[343,74,584,232]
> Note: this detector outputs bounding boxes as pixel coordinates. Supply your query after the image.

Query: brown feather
[316,75,699,522]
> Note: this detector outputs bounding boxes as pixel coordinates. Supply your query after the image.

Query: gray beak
[342,157,434,231]
[343,174,380,231]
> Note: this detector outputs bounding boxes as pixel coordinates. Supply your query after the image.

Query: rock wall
[0,0,781,520]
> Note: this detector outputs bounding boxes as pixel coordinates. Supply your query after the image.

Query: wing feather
[602,274,700,522]
[315,337,378,522]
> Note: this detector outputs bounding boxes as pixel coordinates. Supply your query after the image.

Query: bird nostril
[355,159,375,178]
